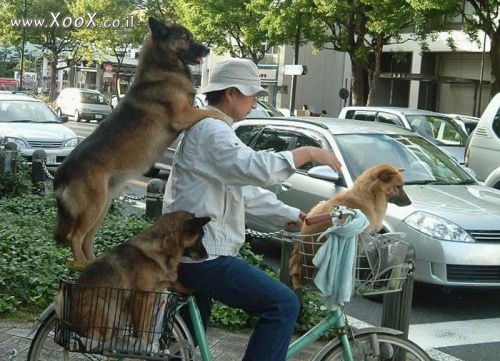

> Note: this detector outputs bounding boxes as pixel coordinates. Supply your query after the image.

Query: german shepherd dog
[53,17,222,262]
[54,211,210,345]
[289,163,412,289]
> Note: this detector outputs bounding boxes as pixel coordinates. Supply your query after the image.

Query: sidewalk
[0,320,328,360]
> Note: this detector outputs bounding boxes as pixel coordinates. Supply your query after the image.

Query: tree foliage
[175,0,288,63]
[408,0,500,99]
[0,0,86,100]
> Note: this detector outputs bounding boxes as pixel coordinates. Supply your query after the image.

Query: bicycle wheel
[28,310,195,361]
[314,332,431,361]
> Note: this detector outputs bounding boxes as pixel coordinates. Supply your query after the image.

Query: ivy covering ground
[0,156,330,334]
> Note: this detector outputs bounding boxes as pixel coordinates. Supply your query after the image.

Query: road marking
[408,317,500,349]
[345,315,482,360]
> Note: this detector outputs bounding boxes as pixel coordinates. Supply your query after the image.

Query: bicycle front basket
[355,233,411,296]
[54,278,183,359]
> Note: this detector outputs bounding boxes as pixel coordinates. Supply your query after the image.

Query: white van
[466,93,500,189]
[56,88,112,123]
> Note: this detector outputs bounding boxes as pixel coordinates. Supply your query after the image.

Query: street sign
[283,65,308,76]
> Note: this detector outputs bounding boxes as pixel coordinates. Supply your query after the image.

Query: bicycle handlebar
[304,207,357,226]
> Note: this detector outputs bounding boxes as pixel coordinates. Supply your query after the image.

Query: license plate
[46,155,57,164]
[95,114,103,120]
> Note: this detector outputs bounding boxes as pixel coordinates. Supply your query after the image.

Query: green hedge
[0,164,329,334]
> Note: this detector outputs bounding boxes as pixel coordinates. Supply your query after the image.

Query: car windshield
[80,92,107,104]
[336,133,475,185]
[406,114,467,147]
[0,100,60,123]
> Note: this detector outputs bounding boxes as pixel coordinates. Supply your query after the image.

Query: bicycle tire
[27,310,195,361]
[313,332,431,361]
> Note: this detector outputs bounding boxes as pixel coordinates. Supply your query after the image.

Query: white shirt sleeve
[242,185,300,225]
[183,119,296,187]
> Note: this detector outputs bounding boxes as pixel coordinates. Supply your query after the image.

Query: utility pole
[19,0,28,91]
[289,13,301,116]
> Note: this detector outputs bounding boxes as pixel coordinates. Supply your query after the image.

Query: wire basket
[295,232,411,296]
[54,278,183,359]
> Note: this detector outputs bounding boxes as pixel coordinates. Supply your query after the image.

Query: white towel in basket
[312,209,369,309]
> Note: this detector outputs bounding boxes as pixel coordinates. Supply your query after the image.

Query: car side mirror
[60,115,69,123]
[308,165,340,181]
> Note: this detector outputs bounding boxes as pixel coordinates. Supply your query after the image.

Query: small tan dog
[54,211,210,345]
[289,163,411,289]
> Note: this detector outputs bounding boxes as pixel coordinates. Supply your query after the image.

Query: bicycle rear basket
[295,232,411,296]
[54,278,183,359]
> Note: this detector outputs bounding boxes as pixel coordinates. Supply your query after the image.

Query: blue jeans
[178,256,300,361]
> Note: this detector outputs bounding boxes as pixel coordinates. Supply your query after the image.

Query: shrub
[0,169,329,335]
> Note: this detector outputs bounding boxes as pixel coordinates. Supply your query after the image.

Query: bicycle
[27,206,432,360]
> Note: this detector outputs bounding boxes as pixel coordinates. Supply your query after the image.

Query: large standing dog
[289,163,412,289]
[54,17,221,262]
[54,211,210,345]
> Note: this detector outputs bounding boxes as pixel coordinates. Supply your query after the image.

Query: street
[67,120,500,361]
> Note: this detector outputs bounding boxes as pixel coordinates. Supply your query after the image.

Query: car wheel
[74,110,81,122]
[143,165,160,177]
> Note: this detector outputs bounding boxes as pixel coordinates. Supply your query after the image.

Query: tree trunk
[367,36,383,106]
[351,61,366,105]
[489,31,500,100]
[48,56,58,102]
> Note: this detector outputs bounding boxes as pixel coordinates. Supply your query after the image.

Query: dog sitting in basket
[53,211,209,354]
[289,164,412,299]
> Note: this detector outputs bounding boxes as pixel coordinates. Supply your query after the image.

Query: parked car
[338,106,469,164]
[447,113,480,135]
[55,87,112,123]
[236,117,498,288]
[144,99,283,177]
[466,92,500,189]
[0,92,79,168]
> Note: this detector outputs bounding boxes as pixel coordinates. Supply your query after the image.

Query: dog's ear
[378,167,399,183]
[148,17,168,38]
[187,217,211,229]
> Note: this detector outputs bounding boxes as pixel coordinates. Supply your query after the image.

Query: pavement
[0,320,328,360]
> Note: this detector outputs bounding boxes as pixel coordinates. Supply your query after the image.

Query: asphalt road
[65,120,500,361]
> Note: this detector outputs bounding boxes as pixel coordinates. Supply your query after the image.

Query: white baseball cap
[201,58,269,97]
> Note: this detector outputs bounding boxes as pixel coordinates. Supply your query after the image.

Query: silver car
[234,117,500,288]
[0,93,79,168]
[338,106,469,164]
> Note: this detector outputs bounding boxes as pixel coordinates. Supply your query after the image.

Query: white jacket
[163,108,300,259]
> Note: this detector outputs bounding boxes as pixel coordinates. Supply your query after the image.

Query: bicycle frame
[184,294,355,361]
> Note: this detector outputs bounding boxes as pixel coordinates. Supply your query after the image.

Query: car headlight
[404,211,475,242]
[0,136,28,149]
[63,138,80,147]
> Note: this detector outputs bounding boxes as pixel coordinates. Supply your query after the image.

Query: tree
[264,0,442,105]
[408,0,500,100]
[0,0,85,100]
[175,0,285,63]
[67,0,148,98]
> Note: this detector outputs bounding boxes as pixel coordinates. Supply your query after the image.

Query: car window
[336,133,472,184]
[353,111,376,121]
[294,135,322,171]
[408,115,467,146]
[234,125,265,146]
[0,100,59,123]
[376,112,403,127]
[253,130,293,152]
[493,109,500,138]
[80,92,106,104]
